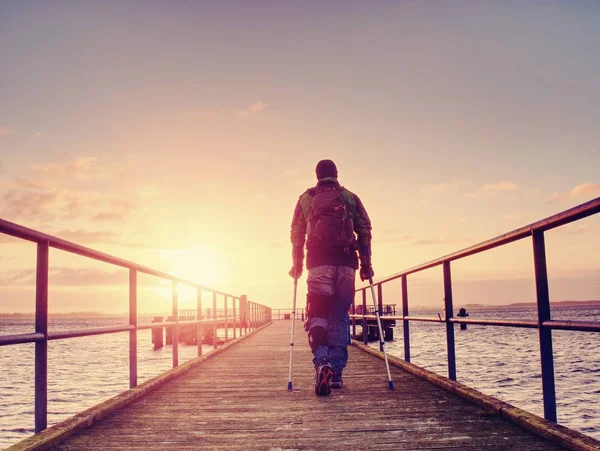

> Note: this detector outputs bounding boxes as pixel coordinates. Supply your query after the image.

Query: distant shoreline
[1,300,599,318]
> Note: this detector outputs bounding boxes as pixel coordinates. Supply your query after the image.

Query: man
[289,159,373,396]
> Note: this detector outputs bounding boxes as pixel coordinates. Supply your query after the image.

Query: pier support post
[152,316,164,349]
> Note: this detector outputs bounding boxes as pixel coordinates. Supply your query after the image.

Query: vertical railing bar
[533,230,557,422]
[224,295,229,342]
[401,275,410,362]
[443,261,456,381]
[197,289,202,356]
[377,284,384,349]
[172,281,178,368]
[351,294,356,339]
[129,268,137,389]
[35,241,49,433]
[233,297,237,339]
[213,291,218,349]
[362,288,368,345]
[243,295,248,335]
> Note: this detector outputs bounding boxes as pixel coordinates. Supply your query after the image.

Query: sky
[1,1,599,314]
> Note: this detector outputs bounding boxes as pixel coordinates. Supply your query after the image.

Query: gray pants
[306,265,356,372]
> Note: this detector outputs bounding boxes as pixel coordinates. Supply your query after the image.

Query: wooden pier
[13,320,600,451]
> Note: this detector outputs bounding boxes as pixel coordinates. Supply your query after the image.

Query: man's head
[315,159,338,180]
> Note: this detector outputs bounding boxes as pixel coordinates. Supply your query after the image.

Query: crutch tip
[287,382,293,390]
[388,381,394,390]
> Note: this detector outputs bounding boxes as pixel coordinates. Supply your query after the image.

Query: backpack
[306,186,356,252]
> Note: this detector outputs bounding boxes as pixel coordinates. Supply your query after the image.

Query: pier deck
[46,320,564,450]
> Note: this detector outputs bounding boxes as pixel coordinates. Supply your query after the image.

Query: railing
[0,218,272,434]
[350,196,600,423]
[272,308,306,320]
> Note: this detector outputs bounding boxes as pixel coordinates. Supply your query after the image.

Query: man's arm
[290,197,307,248]
[354,195,373,281]
[289,196,307,278]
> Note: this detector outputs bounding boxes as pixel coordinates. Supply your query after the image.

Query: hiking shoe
[331,370,343,389]
[314,362,333,396]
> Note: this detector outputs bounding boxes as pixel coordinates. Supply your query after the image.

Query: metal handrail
[0,218,273,435]
[351,196,600,425]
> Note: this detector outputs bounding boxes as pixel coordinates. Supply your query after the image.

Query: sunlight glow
[155,247,224,304]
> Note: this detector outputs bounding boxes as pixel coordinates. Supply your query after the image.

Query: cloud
[421,180,471,194]
[480,181,519,193]
[471,181,519,198]
[238,101,270,117]
[374,229,471,247]
[29,156,112,181]
[0,156,131,224]
[0,187,131,223]
[0,267,129,287]
[51,229,118,244]
[547,183,600,203]
[556,222,600,235]
[0,127,16,137]
[0,189,59,221]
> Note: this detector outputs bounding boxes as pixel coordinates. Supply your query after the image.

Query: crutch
[368,275,394,389]
[287,271,299,390]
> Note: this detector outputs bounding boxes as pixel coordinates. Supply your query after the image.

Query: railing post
[224,295,229,342]
[377,284,384,350]
[240,294,247,335]
[35,241,49,433]
[401,274,410,362]
[351,295,356,339]
[197,289,203,356]
[129,269,137,389]
[443,261,457,381]
[533,230,557,422]
[212,291,218,348]
[233,297,237,339]
[172,281,178,368]
[362,288,368,345]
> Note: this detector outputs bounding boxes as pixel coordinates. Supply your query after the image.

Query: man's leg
[306,266,335,366]
[306,266,336,396]
[328,266,356,377]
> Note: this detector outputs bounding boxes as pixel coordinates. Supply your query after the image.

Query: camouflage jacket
[290,178,372,270]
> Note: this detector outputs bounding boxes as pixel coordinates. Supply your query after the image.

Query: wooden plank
[26,320,582,450]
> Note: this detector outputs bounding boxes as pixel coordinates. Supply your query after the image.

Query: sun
[154,247,225,303]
